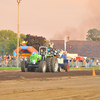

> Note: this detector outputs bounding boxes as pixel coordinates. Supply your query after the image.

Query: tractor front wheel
[21,60,27,72]
[63,64,69,72]
[38,61,46,73]
[58,66,62,72]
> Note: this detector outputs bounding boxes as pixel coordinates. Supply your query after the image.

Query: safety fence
[0,59,21,67]
[0,59,99,67]
[69,61,98,67]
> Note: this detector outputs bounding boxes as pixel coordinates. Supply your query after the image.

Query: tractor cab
[39,46,54,59]
[39,46,48,55]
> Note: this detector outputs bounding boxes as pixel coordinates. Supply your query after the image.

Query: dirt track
[0,69,100,100]
[0,69,100,81]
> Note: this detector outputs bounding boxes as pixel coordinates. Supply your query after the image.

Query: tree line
[86,28,100,41]
[0,28,100,56]
[0,30,47,56]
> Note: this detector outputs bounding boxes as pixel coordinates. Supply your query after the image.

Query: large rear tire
[46,57,52,72]
[51,57,58,72]
[63,64,69,72]
[38,61,46,73]
[21,60,27,72]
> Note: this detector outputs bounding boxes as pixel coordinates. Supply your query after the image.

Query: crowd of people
[0,51,99,68]
[0,55,27,67]
[60,51,99,68]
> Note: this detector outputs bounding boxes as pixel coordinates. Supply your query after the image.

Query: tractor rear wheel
[51,57,58,72]
[46,57,52,72]
[63,64,69,72]
[38,61,46,73]
[21,60,27,72]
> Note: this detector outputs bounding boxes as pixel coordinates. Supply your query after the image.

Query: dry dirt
[0,70,100,100]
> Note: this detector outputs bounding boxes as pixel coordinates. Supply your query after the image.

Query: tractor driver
[61,52,66,59]
[40,49,45,60]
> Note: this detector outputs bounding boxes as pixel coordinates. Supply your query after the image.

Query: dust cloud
[51,0,100,40]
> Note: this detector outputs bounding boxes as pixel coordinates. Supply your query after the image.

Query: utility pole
[17,0,21,68]
[64,37,66,54]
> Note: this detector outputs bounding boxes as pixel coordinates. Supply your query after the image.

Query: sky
[0,0,100,40]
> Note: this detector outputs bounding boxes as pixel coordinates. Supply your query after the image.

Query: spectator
[0,56,2,67]
[13,56,16,60]
[76,59,80,68]
[96,59,99,66]
[3,55,7,66]
[90,58,93,67]
[83,58,86,67]
[0,56,2,60]
[7,55,11,60]
[86,58,89,68]
[72,58,76,67]
[80,59,83,67]
[24,57,27,61]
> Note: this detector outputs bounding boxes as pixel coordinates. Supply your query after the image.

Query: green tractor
[21,46,58,73]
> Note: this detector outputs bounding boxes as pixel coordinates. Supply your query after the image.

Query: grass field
[0,66,99,70]
[0,67,21,70]
[70,66,99,69]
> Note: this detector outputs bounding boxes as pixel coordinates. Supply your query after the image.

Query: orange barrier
[78,65,81,70]
[68,65,70,72]
[99,65,100,70]
[92,68,96,76]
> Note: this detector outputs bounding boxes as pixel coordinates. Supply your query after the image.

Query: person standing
[86,58,89,68]
[61,52,66,59]
[3,55,7,66]
[96,59,99,66]
[73,58,76,67]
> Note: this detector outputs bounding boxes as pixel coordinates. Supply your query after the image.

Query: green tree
[24,34,47,51]
[86,28,100,41]
[5,40,16,55]
[0,43,5,56]
[19,34,26,44]
[0,30,26,55]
